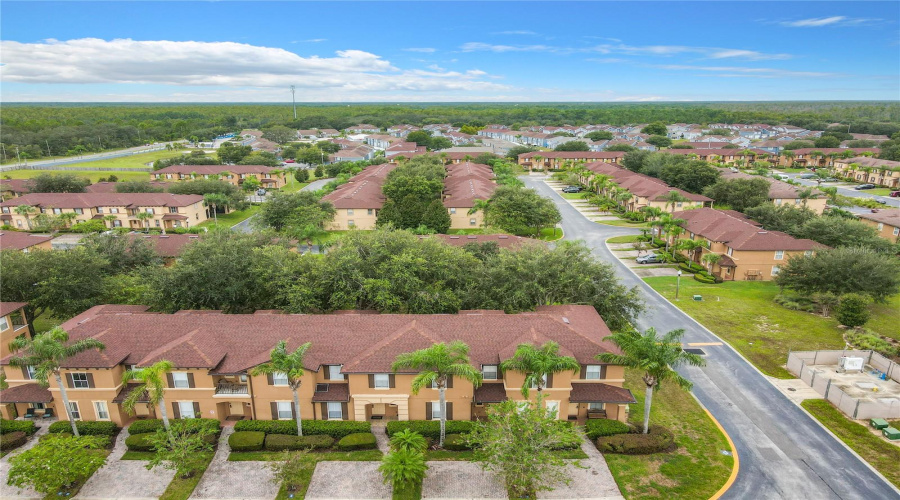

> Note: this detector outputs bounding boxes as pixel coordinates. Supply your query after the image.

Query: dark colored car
[854,184,876,190]
[636,253,663,264]
[562,186,582,193]
[890,191,900,198]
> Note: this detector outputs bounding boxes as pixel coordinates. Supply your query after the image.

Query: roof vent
[159,236,169,238]
[562,317,570,324]
[758,231,767,234]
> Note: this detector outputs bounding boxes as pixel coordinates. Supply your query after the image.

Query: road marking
[688,342,724,346]
[705,405,740,500]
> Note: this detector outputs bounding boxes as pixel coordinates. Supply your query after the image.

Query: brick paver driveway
[536,438,624,499]
[189,427,280,500]
[77,429,175,499]
[422,461,507,499]
[306,461,391,500]
[0,421,51,499]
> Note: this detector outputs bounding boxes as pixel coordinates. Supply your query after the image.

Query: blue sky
[1,1,897,102]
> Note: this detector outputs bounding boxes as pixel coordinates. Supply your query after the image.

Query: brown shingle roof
[519,151,625,160]
[85,182,172,193]
[0,383,53,403]
[0,179,30,194]
[0,302,28,317]
[312,383,350,402]
[837,157,900,169]
[0,193,203,209]
[153,165,280,176]
[673,208,827,251]
[569,382,636,403]
[584,162,711,202]
[856,208,900,228]
[474,383,508,403]
[112,383,149,404]
[0,232,53,251]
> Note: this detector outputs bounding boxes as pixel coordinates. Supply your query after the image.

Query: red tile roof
[0,383,53,403]
[312,383,350,402]
[672,208,827,251]
[856,208,900,228]
[85,182,172,193]
[569,382,636,403]
[0,232,52,251]
[473,383,508,403]
[0,302,28,317]
[153,165,281,176]
[0,193,204,209]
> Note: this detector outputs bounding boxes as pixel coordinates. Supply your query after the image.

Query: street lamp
[676,270,682,300]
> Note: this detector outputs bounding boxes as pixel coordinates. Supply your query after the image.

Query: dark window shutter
[320,403,327,420]
[341,402,348,420]
[85,373,95,388]
[193,402,200,417]
[65,373,74,388]
[446,375,453,389]
[579,365,587,379]
[21,367,30,380]
[389,374,396,388]
[166,373,175,388]
[172,402,181,419]
[266,373,274,385]
[546,373,553,389]
[600,365,607,379]
[323,366,330,380]
[270,402,278,420]
[446,402,453,421]
[368,374,375,388]
[426,402,433,420]
[187,373,195,388]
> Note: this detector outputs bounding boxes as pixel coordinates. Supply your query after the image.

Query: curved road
[522,175,899,500]
[2,143,179,169]
[232,177,334,233]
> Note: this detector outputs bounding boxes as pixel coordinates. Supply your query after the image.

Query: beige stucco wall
[326,208,379,230]
[448,208,483,229]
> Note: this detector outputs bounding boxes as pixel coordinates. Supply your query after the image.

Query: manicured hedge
[386,421,474,439]
[336,433,377,451]
[264,434,335,451]
[596,426,675,455]
[0,431,27,451]
[233,420,370,439]
[128,418,220,435]
[585,419,630,440]
[1,419,37,436]
[228,431,265,452]
[49,420,118,436]
[125,433,155,452]
[443,433,470,451]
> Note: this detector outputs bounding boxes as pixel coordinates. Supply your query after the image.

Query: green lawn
[159,451,215,500]
[198,205,261,228]
[606,235,644,244]
[604,370,734,500]
[867,188,893,196]
[643,278,892,378]
[537,227,564,241]
[801,400,900,488]
[594,218,650,228]
[121,451,155,460]
[2,169,149,183]
[561,192,589,200]
[280,181,311,193]
[869,294,900,341]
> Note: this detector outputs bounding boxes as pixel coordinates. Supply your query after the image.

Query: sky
[1,1,898,102]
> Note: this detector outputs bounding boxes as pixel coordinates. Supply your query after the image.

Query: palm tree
[203,193,228,223]
[675,238,705,263]
[135,211,153,232]
[102,214,118,229]
[531,155,543,172]
[781,150,795,167]
[251,341,312,436]
[8,327,105,436]
[663,190,689,213]
[500,341,580,399]
[122,360,174,430]
[702,252,721,273]
[597,328,704,434]
[392,342,482,447]
[15,205,35,230]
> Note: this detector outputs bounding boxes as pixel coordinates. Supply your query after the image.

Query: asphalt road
[776,171,900,210]
[231,178,334,233]
[522,175,900,500]
[2,143,179,169]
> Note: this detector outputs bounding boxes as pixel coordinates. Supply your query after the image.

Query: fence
[0,165,151,173]
[787,350,900,419]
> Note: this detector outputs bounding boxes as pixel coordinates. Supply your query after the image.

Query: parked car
[799,173,817,179]
[256,188,267,196]
[854,184,876,190]
[562,186,582,193]
[636,253,663,264]
[890,191,900,197]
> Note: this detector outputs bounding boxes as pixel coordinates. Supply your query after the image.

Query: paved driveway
[523,175,900,500]
[306,461,391,500]
[0,421,50,499]
[77,429,175,500]
[189,428,279,500]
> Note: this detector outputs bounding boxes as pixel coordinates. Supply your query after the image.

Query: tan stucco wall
[448,208,483,229]
[326,208,379,230]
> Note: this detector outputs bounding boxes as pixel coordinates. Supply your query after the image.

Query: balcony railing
[215,382,248,395]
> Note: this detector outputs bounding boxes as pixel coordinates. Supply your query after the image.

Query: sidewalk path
[189,427,279,500]
[0,421,50,499]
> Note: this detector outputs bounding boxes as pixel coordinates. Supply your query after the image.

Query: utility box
[693,295,702,301]
[838,356,865,373]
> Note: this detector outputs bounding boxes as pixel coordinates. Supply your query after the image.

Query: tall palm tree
[14,205,35,230]
[392,341,483,447]
[250,341,312,436]
[702,252,721,273]
[8,327,105,436]
[122,360,174,430]
[500,341,580,399]
[675,238,705,263]
[597,328,704,434]
[663,190,689,213]
[102,214,118,229]
[135,211,153,232]
[203,193,228,223]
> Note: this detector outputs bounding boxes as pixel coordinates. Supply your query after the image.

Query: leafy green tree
[702,178,771,212]
[774,247,900,302]
[251,341,312,436]
[406,130,433,147]
[782,140,815,151]
[314,164,324,177]
[744,203,817,233]
[238,151,280,167]
[268,451,314,494]
[217,142,252,164]
[14,205,36,230]
[813,135,841,148]
[80,233,161,272]
[8,327,105,436]
[669,143,694,149]
[429,136,453,150]
[483,185,561,237]
[254,191,335,232]
[598,328,703,434]
[659,160,720,194]
[294,168,310,182]
[316,141,341,154]
[392,342,483,447]
[605,144,637,152]
[25,173,90,193]
[793,216,897,253]
[115,180,166,193]
[422,199,451,233]
[504,145,538,161]
[836,293,871,328]
[554,140,590,151]
[296,146,326,165]
[122,360,174,430]
[641,122,668,136]
[145,421,216,479]
[168,179,247,211]
[585,131,614,141]
[6,434,108,494]
[262,125,298,144]
[646,135,672,148]
[467,395,582,498]
[500,341,580,397]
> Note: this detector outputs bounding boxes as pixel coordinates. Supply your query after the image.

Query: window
[449,208,457,214]
[169,207,179,213]
[68,402,81,421]
[0,316,7,332]
[30,403,46,410]
[272,372,289,386]
[585,365,603,380]
[25,365,36,380]
[774,250,784,260]
[588,402,605,411]
[726,247,733,256]
[155,220,161,227]
[145,208,155,214]
[347,220,355,227]
[470,218,477,226]
[71,373,90,388]
[97,207,104,214]
[328,365,344,381]
[276,402,293,420]
[113,220,122,228]
[94,401,109,420]
[774,199,782,205]
[529,374,548,389]
[482,365,498,380]
[178,402,196,419]
[74,208,83,215]
[431,402,442,420]
[1,207,7,214]
[327,402,343,420]
[771,265,781,276]
[894,227,899,236]
[367,209,374,216]
[373,374,390,389]
[545,401,559,417]
[805,250,813,257]
[52,208,62,215]
[347,209,354,216]
[171,372,190,388]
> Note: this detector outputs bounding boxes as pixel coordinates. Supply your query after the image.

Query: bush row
[228,431,266,452]
[0,431,28,451]
[1,419,37,436]
[49,420,119,436]
[128,418,220,435]
[585,419,630,440]
[336,433,377,451]
[265,434,335,451]
[596,426,675,455]
[443,433,471,451]
[125,431,217,452]
[233,419,370,439]
[386,420,474,439]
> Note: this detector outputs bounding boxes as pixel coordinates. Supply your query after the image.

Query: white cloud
[403,47,437,53]
[301,38,327,43]
[492,30,538,35]
[654,64,840,79]
[460,41,791,60]
[779,16,880,28]
[707,49,791,61]
[0,38,508,94]
[460,42,556,53]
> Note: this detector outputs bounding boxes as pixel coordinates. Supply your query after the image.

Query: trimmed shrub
[596,426,676,455]
[386,420,474,439]
[49,420,118,436]
[40,431,72,442]
[585,419,630,440]
[1,419,37,436]
[0,431,27,451]
[228,431,265,452]
[233,420,369,439]
[336,433,377,451]
[125,433,155,452]
[264,434,335,451]
[128,418,220,435]
[443,433,470,451]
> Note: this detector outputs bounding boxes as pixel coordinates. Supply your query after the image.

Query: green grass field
[867,188,894,196]
[604,370,734,500]
[594,218,650,228]
[606,235,644,243]
[561,192,589,199]
[198,205,261,228]
[2,169,149,183]
[643,278,899,378]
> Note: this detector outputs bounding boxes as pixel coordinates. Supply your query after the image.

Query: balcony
[215,382,248,396]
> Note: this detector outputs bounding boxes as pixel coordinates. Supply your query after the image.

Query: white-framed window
[276,402,293,420]
[94,401,110,420]
[805,250,813,257]
[113,220,122,227]
[68,402,81,420]
[348,220,355,227]
[588,402,606,411]
[774,199,782,205]
[171,372,190,388]
[726,247,733,256]
[367,209,374,216]
[328,365,344,380]
[25,365,36,380]
[431,402,442,420]
[585,365,602,380]
[74,208,83,215]
[374,374,390,389]
[0,316,8,332]
[482,365,498,380]
[272,372,289,386]
[178,402,196,419]
[449,208,457,214]
[469,218,477,226]
[772,265,781,276]
[893,227,899,236]
[774,250,784,260]
[545,400,559,418]
[169,207,179,214]
[30,403,46,410]
[52,208,62,214]
[529,374,548,389]
[109,208,119,214]
[327,402,343,420]
[145,208,154,214]
[155,219,161,227]
[71,373,90,388]
[347,209,354,216]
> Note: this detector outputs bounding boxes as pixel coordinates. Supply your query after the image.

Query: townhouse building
[0,231,53,252]
[385,142,426,158]
[0,304,635,425]
[443,162,497,229]
[583,162,711,213]
[345,124,381,134]
[855,209,900,243]
[152,165,288,189]
[365,134,401,150]
[716,170,828,215]
[329,145,377,163]
[0,193,207,231]
[0,179,30,200]
[665,148,772,165]
[322,163,396,230]
[0,302,32,359]
[778,148,880,168]
[85,181,172,193]
[387,125,420,138]
[832,157,900,188]
[517,151,625,170]
[670,208,826,281]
